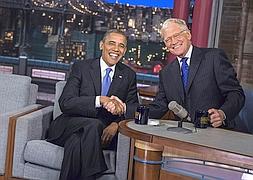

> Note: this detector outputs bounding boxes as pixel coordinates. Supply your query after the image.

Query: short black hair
[102,29,127,44]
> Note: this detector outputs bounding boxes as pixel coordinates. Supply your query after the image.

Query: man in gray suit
[47,29,138,180]
[149,18,245,129]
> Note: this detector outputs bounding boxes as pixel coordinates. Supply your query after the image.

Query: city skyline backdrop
[0,0,180,74]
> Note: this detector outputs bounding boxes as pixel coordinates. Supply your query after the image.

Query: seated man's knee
[86,118,105,131]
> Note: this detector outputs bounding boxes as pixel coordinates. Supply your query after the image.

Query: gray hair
[102,29,127,44]
[160,18,189,39]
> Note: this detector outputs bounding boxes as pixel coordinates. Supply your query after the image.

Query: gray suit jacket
[149,46,245,128]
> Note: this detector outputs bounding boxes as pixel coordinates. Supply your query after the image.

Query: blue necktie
[181,57,189,89]
[101,68,112,96]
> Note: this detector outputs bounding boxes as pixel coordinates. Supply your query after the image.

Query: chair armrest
[6,106,53,178]
[14,106,54,145]
[0,104,42,178]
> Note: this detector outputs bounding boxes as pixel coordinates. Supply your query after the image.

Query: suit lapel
[108,63,124,96]
[90,59,101,95]
[170,60,185,102]
[186,47,202,93]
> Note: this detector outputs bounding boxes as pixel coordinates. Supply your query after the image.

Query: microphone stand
[167,118,192,134]
[178,120,183,128]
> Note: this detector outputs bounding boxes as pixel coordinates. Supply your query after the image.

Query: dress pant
[48,117,108,180]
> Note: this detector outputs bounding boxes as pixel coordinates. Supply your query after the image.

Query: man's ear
[123,47,127,55]
[186,31,192,41]
[99,41,103,50]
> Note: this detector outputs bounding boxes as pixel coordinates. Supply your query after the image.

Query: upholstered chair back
[0,74,31,113]
[239,83,253,133]
[53,81,66,120]
[29,83,39,105]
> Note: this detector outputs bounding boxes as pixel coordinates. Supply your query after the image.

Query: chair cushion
[24,140,116,173]
[24,140,64,170]
[24,162,60,180]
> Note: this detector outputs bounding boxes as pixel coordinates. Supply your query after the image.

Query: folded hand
[208,108,225,128]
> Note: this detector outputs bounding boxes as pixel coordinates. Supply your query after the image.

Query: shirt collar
[177,45,193,63]
[100,57,116,73]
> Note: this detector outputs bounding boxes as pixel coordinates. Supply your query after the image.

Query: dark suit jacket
[149,46,245,128]
[48,58,138,140]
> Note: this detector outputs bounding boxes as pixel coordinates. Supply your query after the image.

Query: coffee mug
[194,110,210,128]
[134,105,149,125]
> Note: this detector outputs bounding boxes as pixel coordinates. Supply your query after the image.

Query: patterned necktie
[181,57,189,89]
[101,68,112,96]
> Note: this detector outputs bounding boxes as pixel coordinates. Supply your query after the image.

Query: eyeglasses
[164,29,187,44]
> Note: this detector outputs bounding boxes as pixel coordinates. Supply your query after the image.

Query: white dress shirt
[177,45,193,72]
[95,58,116,108]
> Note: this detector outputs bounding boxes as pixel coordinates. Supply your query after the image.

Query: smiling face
[162,22,192,57]
[100,32,127,67]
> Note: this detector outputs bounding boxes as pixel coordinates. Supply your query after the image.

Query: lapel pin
[119,75,122,79]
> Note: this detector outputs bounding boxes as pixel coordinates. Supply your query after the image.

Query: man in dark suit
[149,18,245,129]
[47,29,138,180]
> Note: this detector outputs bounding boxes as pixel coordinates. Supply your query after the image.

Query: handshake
[100,95,126,115]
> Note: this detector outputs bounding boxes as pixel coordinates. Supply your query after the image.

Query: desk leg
[133,140,163,180]
[128,138,135,180]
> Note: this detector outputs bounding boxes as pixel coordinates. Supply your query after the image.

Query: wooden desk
[138,85,159,98]
[119,120,253,180]
[138,85,159,105]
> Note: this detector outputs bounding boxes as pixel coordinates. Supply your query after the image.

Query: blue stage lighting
[104,0,174,9]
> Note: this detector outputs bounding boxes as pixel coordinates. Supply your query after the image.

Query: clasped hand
[100,95,125,115]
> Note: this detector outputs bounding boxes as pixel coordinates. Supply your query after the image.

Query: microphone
[168,101,191,122]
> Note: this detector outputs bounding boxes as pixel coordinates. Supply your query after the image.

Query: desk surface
[126,120,253,157]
